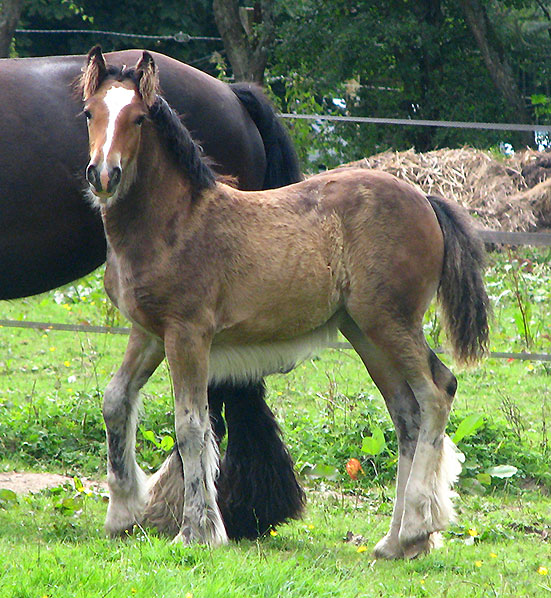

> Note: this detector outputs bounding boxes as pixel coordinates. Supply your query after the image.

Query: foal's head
[80,46,159,204]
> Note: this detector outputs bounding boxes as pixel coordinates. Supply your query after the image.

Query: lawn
[0,248,550,597]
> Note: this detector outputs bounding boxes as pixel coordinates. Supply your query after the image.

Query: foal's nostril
[107,166,122,193]
[86,164,101,191]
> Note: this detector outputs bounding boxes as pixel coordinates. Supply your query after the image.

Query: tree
[458,0,533,145]
[0,0,24,57]
[212,0,276,83]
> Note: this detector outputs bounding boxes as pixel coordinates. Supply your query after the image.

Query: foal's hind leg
[340,316,420,559]
[343,313,461,558]
[398,349,461,558]
[103,327,164,537]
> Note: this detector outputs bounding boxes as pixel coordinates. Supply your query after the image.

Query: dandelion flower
[270,529,278,537]
[490,552,497,559]
[474,560,483,568]
[538,566,548,576]
[357,546,368,553]
[468,528,478,537]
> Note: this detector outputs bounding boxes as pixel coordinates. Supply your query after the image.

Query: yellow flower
[185,593,193,598]
[64,361,71,367]
[356,546,368,553]
[474,560,483,568]
[538,566,548,576]
[490,552,497,559]
[307,524,315,530]
[419,579,425,585]
[270,529,278,536]
[468,528,478,537]
[49,347,56,352]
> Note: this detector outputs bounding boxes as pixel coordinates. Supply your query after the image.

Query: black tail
[427,196,490,365]
[230,83,302,188]
[215,380,306,539]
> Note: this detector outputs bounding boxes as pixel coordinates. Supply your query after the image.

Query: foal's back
[207,167,444,344]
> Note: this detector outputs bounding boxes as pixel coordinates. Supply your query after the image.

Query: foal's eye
[135,115,146,126]
[83,109,92,120]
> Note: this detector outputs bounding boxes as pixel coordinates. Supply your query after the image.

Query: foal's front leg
[103,328,165,536]
[164,325,228,546]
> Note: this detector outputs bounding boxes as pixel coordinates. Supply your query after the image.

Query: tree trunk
[458,0,533,146]
[212,0,275,84]
[0,0,24,58]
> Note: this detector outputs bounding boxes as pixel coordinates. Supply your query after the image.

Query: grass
[1,248,551,596]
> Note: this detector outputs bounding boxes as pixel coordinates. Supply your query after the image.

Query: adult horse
[0,49,304,539]
[81,48,490,558]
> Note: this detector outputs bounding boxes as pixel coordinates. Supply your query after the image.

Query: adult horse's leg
[103,327,165,536]
[164,324,227,546]
[216,380,305,539]
[341,312,461,559]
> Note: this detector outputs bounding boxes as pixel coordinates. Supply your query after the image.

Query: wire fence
[15,28,222,43]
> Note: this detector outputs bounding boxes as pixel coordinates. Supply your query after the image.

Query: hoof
[172,524,228,547]
[373,534,404,560]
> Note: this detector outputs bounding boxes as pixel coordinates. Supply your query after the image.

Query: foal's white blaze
[101,86,136,163]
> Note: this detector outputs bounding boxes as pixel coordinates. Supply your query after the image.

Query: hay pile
[344,148,551,231]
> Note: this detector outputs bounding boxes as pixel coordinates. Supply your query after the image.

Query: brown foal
[81,48,489,558]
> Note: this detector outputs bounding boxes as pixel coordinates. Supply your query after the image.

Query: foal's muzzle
[86,164,122,197]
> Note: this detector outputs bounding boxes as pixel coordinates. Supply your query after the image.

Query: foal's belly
[208,315,341,384]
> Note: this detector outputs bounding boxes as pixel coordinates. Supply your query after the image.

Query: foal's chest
[104,252,164,337]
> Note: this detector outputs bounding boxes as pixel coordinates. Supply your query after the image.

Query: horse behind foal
[82,49,490,557]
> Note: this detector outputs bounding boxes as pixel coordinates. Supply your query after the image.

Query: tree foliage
[6,0,551,165]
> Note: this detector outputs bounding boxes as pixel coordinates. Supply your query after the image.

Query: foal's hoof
[399,531,442,559]
[172,524,228,547]
[373,534,404,560]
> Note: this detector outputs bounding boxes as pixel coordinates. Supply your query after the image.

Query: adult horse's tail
[427,196,490,365]
[230,83,302,188]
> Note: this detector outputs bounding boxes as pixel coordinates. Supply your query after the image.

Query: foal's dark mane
[148,95,217,193]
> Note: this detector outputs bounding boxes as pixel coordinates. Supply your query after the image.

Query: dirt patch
[0,471,107,495]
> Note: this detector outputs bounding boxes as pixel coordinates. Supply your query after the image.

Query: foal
[81,49,490,558]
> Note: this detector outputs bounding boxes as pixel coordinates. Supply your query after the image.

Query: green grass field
[1,248,550,597]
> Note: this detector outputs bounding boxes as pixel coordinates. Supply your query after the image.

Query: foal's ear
[81,45,107,101]
[135,51,159,108]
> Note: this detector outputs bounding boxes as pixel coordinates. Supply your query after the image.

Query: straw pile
[343,147,551,231]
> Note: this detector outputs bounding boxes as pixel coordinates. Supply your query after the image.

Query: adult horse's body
[0,49,304,539]
[81,49,490,558]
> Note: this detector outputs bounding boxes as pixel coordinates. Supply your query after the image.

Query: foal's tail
[428,196,490,365]
[230,83,302,188]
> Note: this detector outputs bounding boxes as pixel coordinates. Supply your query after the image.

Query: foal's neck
[101,126,192,252]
